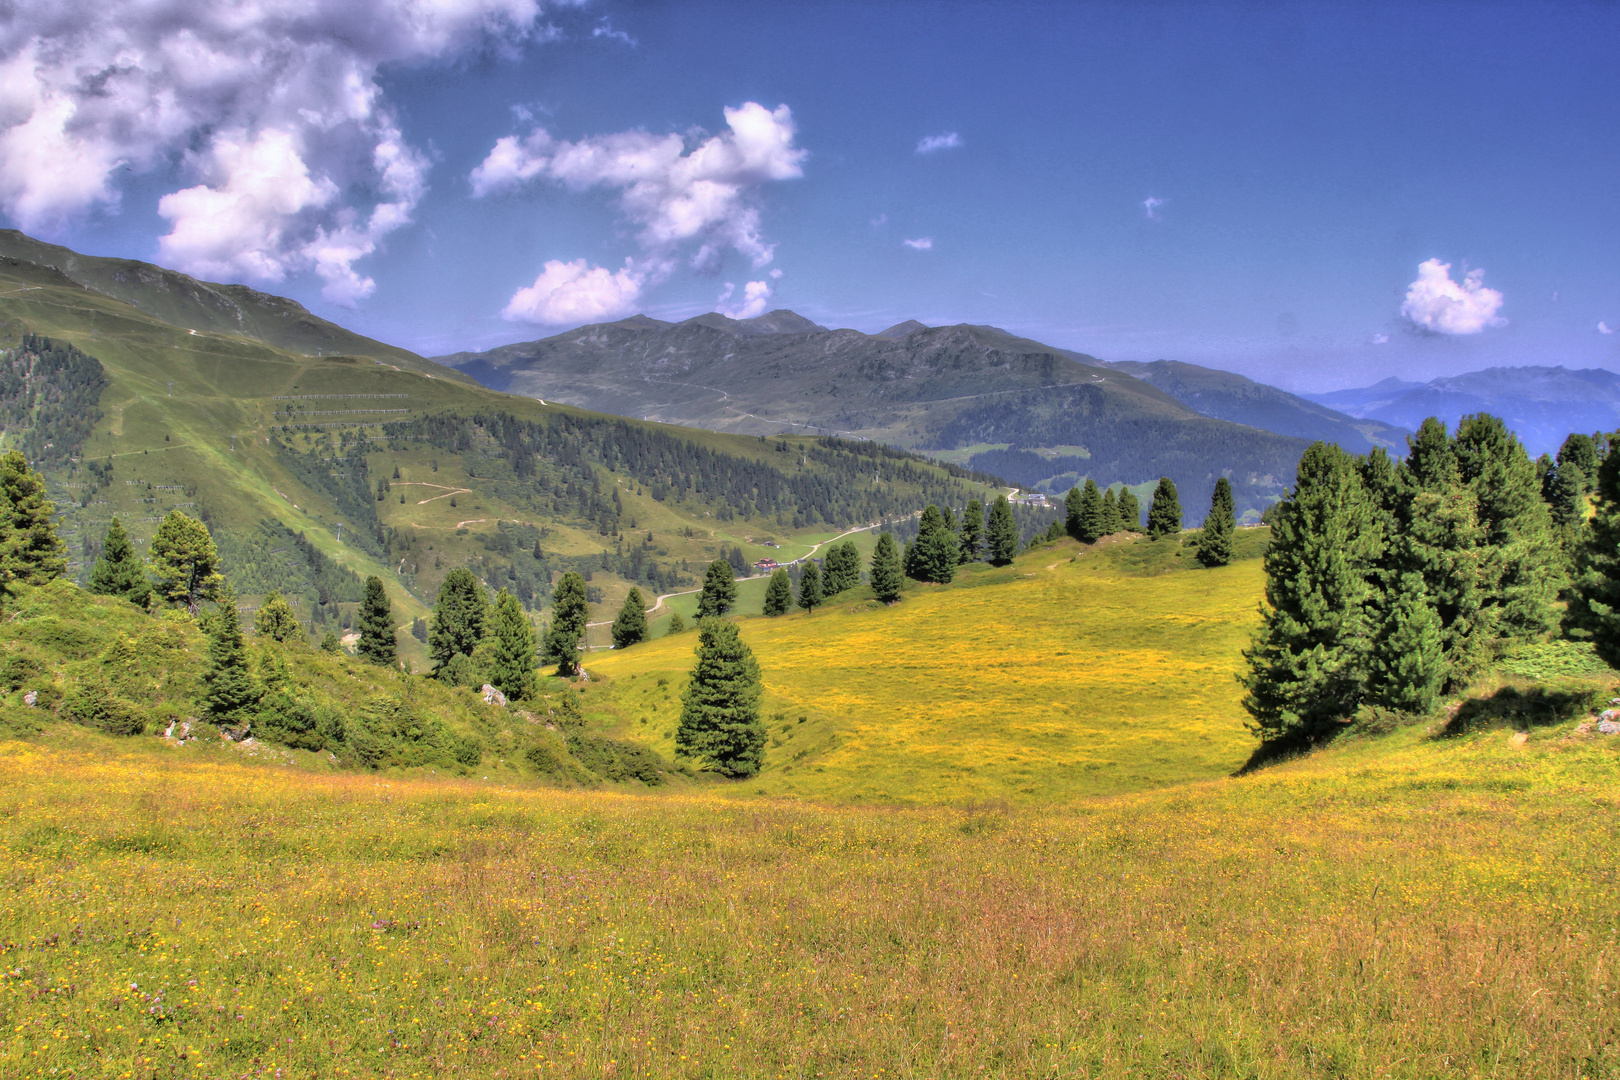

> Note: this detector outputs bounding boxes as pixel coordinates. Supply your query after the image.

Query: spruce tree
[797,561,824,613]
[823,540,861,595]
[1077,479,1107,543]
[905,505,959,583]
[676,619,766,777]
[1566,448,1620,667]
[356,576,397,666]
[203,586,259,724]
[489,589,538,700]
[986,495,1019,565]
[665,611,686,635]
[1366,572,1446,714]
[1101,488,1121,536]
[254,590,300,643]
[1117,488,1142,532]
[870,532,904,602]
[320,628,341,653]
[544,571,589,676]
[430,567,488,675]
[1453,413,1561,643]
[959,499,985,563]
[1064,485,1085,541]
[1241,442,1385,744]
[148,510,222,614]
[0,450,64,598]
[611,587,649,648]
[1196,477,1236,568]
[88,517,150,607]
[762,568,793,615]
[1557,432,1601,494]
[1146,477,1182,539]
[697,559,738,618]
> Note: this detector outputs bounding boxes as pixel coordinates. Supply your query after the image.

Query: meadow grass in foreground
[1,721,1617,1079]
[586,535,1268,803]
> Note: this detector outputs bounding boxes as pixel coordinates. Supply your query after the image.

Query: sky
[2,0,1617,391]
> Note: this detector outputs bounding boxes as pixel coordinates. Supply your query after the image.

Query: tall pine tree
[430,568,488,674]
[356,576,397,666]
[1196,477,1236,568]
[822,541,861,595]
[870,533,904,602]
[1117,488,1142,532]
[797,561,824,613]
[959,499,985,563]
[88,517,149,607]
[611,587,649,648]
[1366,572,1446,714]
[148,510,222,614]
[1101,488,1121,536]
[254,591,300,643]
[544,571,589,676]
[1077,479,1108,543]
[697,559,738,617]
[0,451,64,600]
[1566,447,1620,667]
[986,495,1019,565]
[203,586,259,725]
[1064,485,1085,541]
[1146,477,1182,539]
[676,619,766,777]
[762,568,793,615]
[489,589,538,700]
[1241,442,1384,745]
[905,505,959,583]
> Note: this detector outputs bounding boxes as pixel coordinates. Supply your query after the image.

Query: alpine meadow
[2,4,1619,1079]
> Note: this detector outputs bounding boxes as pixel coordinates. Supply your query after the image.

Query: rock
[1600,719,1620,735]
[21,690,36,707]
[481,684,508,707]
[1510,731,1529,746]
[1601,709,1620,722]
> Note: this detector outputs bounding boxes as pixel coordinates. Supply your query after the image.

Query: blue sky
[4,1,1617,390]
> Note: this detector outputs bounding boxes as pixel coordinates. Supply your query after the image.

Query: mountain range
[1301,367,1620,457]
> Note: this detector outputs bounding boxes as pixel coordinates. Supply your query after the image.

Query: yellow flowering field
[2,719,1617,1079]
[585,536,1267,803]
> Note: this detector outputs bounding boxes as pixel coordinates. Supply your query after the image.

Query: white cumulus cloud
[1143,196,1165,219]
[903,237,933,251]
[0,0,548,304]
[503,259,644,324]
[916,132,962,154]
[716,279,772,320]
[1371,333,1390,344]
[1400,258,1507,335]
[1600,321,1615,335]
[473,101,806,323]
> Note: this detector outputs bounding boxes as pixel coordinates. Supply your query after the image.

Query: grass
[2,710,1617,1079]
[586,533,1271,803]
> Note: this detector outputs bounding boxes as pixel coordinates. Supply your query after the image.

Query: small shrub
[61,681,143,735]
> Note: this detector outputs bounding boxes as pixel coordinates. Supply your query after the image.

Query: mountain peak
[875,319,928,339]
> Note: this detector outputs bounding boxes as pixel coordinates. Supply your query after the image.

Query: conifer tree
[797,561,824,613]
[254,590,300,643]
[870,532,904,602]
[762,567,793,615]
[0,451,64,598]
[1117,488,1142,532]
[203,586,259,724]
[822,544,861,595]
[959,499,985,563]
[1077,479,1107,543]
[1146,477,1182,539]
[148,510,222,614]
[320,628,341,653]
[611,587,649,648]
[490,589,538,700]
[1241,442,1384,744]
[905,505,959,583]
[356,576,397,666]
[1557,432,1601,494]
[1566,449,1620,667]
[1366,572,1446,714]
[1196,477,1236,568]
[987,495,1019,565]
[88,517,150,607]
[544,570,589,676]
[430,567,488,675]
[665,611,686,635]
[1101,488,1121,536]
[697,559,738,618]
[676,619,766,777]
[1064,485,1085,541]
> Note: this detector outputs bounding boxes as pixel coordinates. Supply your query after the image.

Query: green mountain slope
[438,313,1313,516]
[1107,358,1410,453]
[0,238,1000,667]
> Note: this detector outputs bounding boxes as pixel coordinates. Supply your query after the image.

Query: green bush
[566,732,667,785]
[1498,640,1613,681]
[61,680,144,735]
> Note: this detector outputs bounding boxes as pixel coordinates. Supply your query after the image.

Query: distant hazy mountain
[1301,367,1620,457]
[439,312,1313,517]
[1106,359,1409,454]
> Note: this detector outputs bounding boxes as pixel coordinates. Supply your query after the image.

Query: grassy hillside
[583,529,1274,803]
[3,678,1615,1078]
[0,241,1000,668]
